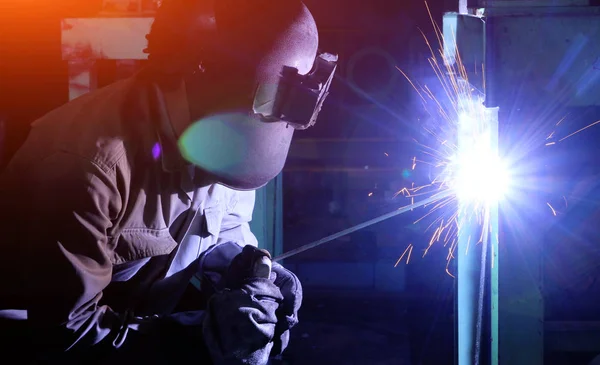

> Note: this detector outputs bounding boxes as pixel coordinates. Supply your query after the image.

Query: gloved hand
[270,262,302,356]
[226,245,302,354]
[226,245,273,289]
[201,244,302,365]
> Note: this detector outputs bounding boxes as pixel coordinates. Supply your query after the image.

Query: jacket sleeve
[202,189,284,365]
[217,190,259,248]
[200,190,303,364]
[14,152,193,361]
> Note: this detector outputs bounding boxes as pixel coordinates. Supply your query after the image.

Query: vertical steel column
[456,106,499,365]
[487,107,500,365]
[441,11,489,365]
[454,14,500,365]
[456,207,481,365]
[484,16,500,365]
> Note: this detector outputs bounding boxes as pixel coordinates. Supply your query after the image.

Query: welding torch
[239,193,446,280]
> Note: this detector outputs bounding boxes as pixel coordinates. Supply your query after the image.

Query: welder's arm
[216,190,260,248]
[21,153,188,361]
[199,190,303,362]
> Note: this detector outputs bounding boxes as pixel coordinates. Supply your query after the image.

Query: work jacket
[0,72,268,363]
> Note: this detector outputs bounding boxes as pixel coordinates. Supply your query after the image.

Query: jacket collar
[148,78,192,174]
[138,72,217,194]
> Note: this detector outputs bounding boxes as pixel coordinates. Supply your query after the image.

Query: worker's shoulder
[29,77,151,174]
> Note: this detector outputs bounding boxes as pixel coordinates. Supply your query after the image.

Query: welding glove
[270,262,302,356]
[201,243,302,365]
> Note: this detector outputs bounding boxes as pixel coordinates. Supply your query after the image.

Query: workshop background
[3,0,600,364]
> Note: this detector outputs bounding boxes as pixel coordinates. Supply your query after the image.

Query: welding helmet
[251,52,338,130]
[173,0,338,190]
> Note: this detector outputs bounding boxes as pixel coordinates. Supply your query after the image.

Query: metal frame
[446,3,600,364]
[443,13,500,365]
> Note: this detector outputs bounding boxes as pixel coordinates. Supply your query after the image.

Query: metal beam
[448,5,600,363]
[484,19,500,365]
[443,13,485,91]
[443,13,497,365]
[455,106,500,365]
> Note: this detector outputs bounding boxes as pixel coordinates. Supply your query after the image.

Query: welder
[0,0,337,363]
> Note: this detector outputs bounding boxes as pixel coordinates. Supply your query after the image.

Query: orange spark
[395,244,414,267]
[547,202,557,216]
[559,119,600,142]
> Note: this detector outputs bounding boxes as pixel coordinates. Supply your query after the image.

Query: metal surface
[545,321,600,352]
[490,197,499,365]
[487,11,545,365]
[497,217,545,365]
[445,8,600,109]
[485,8,600,108]
[449,4,600,363]
[456,216,482,365]
[454,106,500,365]
[442,12,497,365]
[485,21,500,365]
[486,6,600,365]
[443,13,485,92]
